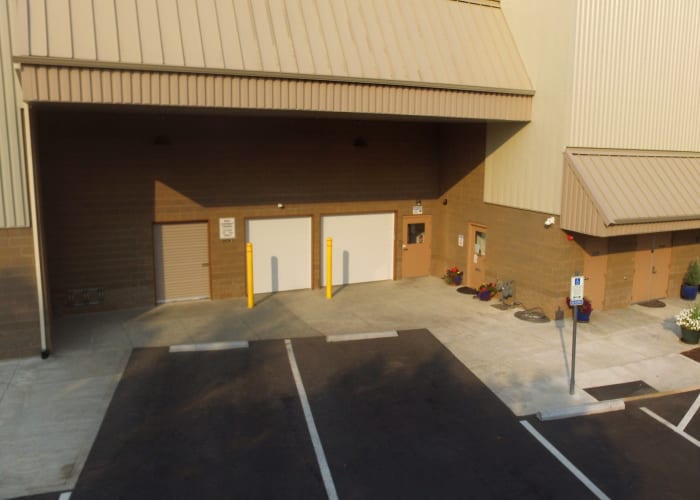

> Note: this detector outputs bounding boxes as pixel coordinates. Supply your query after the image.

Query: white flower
[676,305,700,331]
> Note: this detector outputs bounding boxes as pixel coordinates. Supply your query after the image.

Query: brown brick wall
[38,109,443,314]
[433,123,582,317]
[0,227,41,359]
[34,107,700,321]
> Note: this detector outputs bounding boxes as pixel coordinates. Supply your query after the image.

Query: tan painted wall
[0,227,40,359]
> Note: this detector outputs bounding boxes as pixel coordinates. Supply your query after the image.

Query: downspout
[21,102,49,358]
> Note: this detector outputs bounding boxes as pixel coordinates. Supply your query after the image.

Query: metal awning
[12,0,533,121]
[562,148,700,237]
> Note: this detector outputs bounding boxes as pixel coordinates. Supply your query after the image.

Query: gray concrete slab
[1,276,700,498]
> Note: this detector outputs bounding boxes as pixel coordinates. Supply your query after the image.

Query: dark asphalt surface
[526,390,700,499]
[17,331,698,499]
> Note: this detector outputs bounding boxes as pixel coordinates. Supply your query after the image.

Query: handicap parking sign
[570,276,584,306]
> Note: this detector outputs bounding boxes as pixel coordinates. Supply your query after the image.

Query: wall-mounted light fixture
[277,203,285,209]
[415,199,422,206]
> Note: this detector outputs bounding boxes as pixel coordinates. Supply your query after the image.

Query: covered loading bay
[10,0,534,353]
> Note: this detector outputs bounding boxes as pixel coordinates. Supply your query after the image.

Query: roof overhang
[12,0,533,121]
[561,148,700,237]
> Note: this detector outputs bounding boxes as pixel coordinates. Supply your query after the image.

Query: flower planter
[680,283,698,301]
[681,326,700,344]
[576,310,591,322]
[478,290,492,301]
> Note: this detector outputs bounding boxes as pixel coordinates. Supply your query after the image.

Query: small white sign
[570,276,584,305]
[457,234,464,247]
[219,218,235,240]
[412,205,423,215]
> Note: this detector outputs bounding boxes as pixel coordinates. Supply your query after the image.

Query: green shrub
[684,259,700,286]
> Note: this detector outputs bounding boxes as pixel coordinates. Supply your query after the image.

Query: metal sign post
[569,274,584,395]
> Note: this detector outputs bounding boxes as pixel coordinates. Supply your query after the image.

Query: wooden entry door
[582,237,608,312]
[402,215,431,277]
[467,223,487,288]
[632,233,671,302]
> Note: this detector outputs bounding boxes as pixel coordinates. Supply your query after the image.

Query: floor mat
[681,347,700,362]
[584,380,657,400]
[636,299,666,308]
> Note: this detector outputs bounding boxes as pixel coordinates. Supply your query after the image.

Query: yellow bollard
[246,242,254,309]
[326,237,333,299]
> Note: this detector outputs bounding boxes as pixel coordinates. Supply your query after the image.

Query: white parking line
[285,339,338,500]
[677,393,700,432]
[169,341,249,353]
[640,406,700,448]
[520,421,610,500]
[326,331,398,342]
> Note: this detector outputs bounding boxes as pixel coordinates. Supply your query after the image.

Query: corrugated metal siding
[154,222,210,303]
[561,149,700,237]
[19,65,532,121]
[484,0,576,215]
[0,0,29,228]
[13,0,533,95]
[571,0,700,150]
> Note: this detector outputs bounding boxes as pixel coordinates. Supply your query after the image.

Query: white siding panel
[70,0,97,60]
[571,0,700,151]
[115,0,143,63]
[214,0,244,69]
[136,0,163,65]
[46,0,73,57]
[157,0,185,66]
[232,0,262,71]
[0,0,29,227]
[197,0,224,68]
[177,0,205,67]
[92,0,121,61]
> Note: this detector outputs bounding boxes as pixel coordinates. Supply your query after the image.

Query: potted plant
[478,282,498,301]
[443,267,463,286]
[566,296,593,322]
[676,304,700,344]
[681,259,700,300]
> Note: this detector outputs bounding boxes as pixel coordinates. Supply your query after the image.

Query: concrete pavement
[1,276,699,498]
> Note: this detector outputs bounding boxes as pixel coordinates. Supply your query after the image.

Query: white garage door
[321,213,395,286]
[246,217,312,293]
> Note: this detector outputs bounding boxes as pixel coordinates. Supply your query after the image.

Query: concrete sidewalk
[2,276,700,498]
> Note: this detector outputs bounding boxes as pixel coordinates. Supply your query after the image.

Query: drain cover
[514,308,550,323]
[456,286,477,295]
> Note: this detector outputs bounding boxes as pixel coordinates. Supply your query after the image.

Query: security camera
[544,216,555,227]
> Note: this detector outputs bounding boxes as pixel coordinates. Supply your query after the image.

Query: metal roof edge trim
[563,151,616,226]
[12,57,536,97]
[565,147,700,158]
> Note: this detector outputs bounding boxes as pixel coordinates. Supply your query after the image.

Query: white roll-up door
[153,222,210,304]
[246,217,312,293]
[321,213,395,285]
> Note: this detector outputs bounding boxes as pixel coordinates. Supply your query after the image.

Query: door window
[408,223,426,244]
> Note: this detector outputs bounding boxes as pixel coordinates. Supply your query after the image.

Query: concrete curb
[537,399,626,421]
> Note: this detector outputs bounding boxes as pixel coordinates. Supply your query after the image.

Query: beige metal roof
[13,0,533,96]
[562,149,700,237]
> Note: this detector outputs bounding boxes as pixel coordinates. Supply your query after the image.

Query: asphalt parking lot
[49,330,593,499]
[13,329,699,500]
[524,389,700,500]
